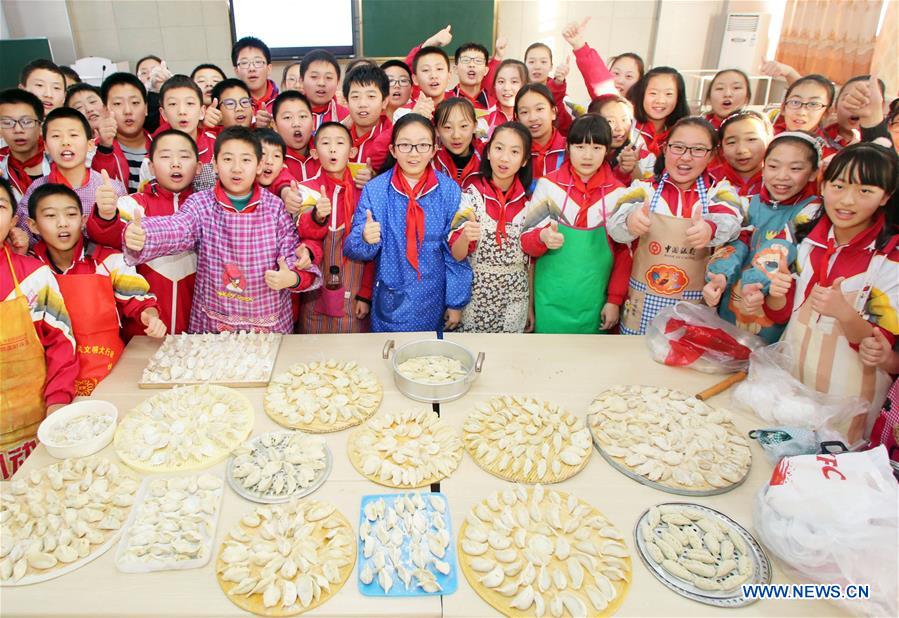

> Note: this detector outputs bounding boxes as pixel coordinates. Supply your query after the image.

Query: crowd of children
[2,21,899,476]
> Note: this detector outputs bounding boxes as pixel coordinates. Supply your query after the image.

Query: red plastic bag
[646,302,764,373]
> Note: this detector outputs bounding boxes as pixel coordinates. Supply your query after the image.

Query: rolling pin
[695,371,747,401]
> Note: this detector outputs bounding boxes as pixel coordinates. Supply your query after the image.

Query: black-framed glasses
[394,143,434,153]
[458,57,486,66]
[220,97,252,110]
[0,116,39,130]
[236,59,267,70]
[784,99,826,111]
[388,78,411,87]
[667,143,712,157]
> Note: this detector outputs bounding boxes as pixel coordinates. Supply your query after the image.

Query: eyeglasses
[784,99,826,111]
[458,57,486,66]
[394,143,434,153]
[667,143,712,157]
[220,97,253,110]
[236,59,267,70]
[388,78,411,87]
[0,116,39,130]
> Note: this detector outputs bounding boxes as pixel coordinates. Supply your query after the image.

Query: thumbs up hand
[494,36,508,60]
[354,158,374,189]
[124,209,146,252]
[95,169,119,220]
[149,60,172,93]
[265,257,300,290]
[362,209,381,244]
[768,260,794,299]
[860,326,893,367]
[203,98,222,129]
[618,145,638,174]
[702,273,727,307]
[562,16,591,50]
[811,276,852,320]
[315,185,332,220]
[294,243,312,271]
[627,199,652,237]
[425,24,453,48]
[739,282,765,313]
[539,220,565,250]
[461,211,481,243]
[281,180,303,216]
[553,55,571,83]
[686,207,713,248]
[96,107,118,148]
[412,92,435,118]
[140,308,166,338]
[255,108,273,128]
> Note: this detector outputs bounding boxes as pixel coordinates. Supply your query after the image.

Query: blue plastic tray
[357,492,458,597]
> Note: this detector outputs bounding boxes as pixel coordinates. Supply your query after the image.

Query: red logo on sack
[769,458,790,485]
[649,241,662,255]
[646,264,689,295]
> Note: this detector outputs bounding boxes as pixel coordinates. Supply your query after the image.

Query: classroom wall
[2,0,78,65]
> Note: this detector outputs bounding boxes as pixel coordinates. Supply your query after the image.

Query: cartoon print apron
[0,247,48,479]
[461,190,529,333]
[783,254,891,442]
[620,174,711,335]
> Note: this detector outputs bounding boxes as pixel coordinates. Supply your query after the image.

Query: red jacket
[252,80,280,116]
[635,121,670,158]
[350,116,392,172]
[708,159,763,199]
[448,84,493,111]
[530,130,567,180]
[91,132,152,187]
[573,44,616,100]
[311,99,349,130]
[284,147,320,182]
[432,141,483,187]
[85,182,195,335]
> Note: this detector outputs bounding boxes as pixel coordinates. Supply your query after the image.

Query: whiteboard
[229,0,356,59]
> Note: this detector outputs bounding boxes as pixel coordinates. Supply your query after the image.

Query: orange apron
[55,269,124,396]
[620,212,709,335]
[783,256,891,442]
[298,219,368,334]
[0,247,47,479]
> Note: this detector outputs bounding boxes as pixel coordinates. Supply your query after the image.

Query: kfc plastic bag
[733,341,867,436]
[753,446,898,617]
[646,302,764,373]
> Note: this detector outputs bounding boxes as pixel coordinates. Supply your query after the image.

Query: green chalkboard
[0,38,53,90]
[362,0,495,59]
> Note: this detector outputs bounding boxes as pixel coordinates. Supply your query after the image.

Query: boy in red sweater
[232,36,278,127]
[300,49,348,128]
[92,73,151,191]
[343,65,392,186]
[87,129,199,335]
[272,91,319,182]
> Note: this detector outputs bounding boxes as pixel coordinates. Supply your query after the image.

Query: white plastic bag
[645,302,764,374]
[733,341,867,435]
[753,446,898,617]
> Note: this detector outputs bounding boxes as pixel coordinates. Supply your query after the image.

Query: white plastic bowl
[37,400,118,459]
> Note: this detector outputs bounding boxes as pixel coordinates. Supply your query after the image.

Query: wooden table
[2,333,850,617]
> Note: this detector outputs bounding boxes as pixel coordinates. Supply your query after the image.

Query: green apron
[534,223,614,333]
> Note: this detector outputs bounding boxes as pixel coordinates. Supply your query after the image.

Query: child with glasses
[607,117,742,335]
[381,60,413,120]
[773,74,834,138]
[449,43,493,112]
[203,79,254,133]
[344,113,472,332]
[0,89,50,201]
[232,37,278,128]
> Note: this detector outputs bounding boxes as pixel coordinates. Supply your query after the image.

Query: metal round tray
[226,431,332,504]
[588,420,749,497]
[634,502,771,607]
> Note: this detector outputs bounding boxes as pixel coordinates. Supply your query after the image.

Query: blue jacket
[344,168,473,332]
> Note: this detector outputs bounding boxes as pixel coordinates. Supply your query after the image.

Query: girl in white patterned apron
[607,117,743,335]
[449,122,532,332]
[754,143,899,441]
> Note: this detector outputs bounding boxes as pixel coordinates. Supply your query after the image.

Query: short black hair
[190,63,226,80]
[159,75,203,105]
[135,55,162,74]
[454,42,489,64]
[64,83,102,108]
[211,78,251,104]
[28,182,80,219]
[149,128,199,159]
[479,121,533,192]
[0,176,16,209]
[630,66,690,129]
[514,83,556,114]
[784,74,835,107]
[567,114,612,147]
[231,37,271,66]
[256,128,286,156]
[346,58,377,75]
[300,49,341,80]
[214,125,261,160]
[59,66,81,85]
[343,65,389,100]
[380,59,411,80]
[42,106,91,140]
[412,46,450,73]
[20,59,65,86]
[313,121,352,147]
[100,72,148,105]
[272,90,312,118]
[524,42,553,64]
[0,88,44,122]
[435,97,476,127]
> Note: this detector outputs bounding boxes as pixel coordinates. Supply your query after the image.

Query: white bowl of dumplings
[37,400,118,459]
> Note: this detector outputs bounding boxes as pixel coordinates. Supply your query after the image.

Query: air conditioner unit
[718,13,771,73]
